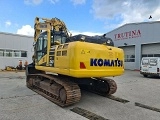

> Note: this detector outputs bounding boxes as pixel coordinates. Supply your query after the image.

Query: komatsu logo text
[90,58,123,67]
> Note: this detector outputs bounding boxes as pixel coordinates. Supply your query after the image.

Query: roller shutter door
[142,43,160,57]
[119,45,135,70]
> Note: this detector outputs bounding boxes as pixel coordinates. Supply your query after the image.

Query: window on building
[5,50,12,57]
[142,54,160,58]
[148,54,153,57]
[154,54,160,57]
[125,54,135,62]
[0,49,28,58]
[21,51,27,57]
[13,50,20,57]
[0,49,4,57]
[142,54,147,58]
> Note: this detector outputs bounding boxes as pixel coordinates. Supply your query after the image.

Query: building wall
[106,21,160,70]
[0,32,34,69]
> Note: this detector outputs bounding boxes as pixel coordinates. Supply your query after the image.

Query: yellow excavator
[26,17,124,107]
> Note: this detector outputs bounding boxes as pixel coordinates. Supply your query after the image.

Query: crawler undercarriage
[26,71,117,107]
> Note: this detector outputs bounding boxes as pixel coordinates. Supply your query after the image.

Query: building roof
[0,31,33,38]
[107,20,160,34]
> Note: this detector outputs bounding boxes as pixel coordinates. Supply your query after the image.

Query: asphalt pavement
[0,70,160,120]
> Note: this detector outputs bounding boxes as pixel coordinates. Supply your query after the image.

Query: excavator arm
[34,17,70,42]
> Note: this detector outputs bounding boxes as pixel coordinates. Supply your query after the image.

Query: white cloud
[16,24,101,37]
[5,20,11,27]
[92,0,160,29]
[48,0,59,4]
[24,0,59,5]
[24,0,43,5]
[70,30,102,36]
[17,25,34,36]
[70,0,86,5]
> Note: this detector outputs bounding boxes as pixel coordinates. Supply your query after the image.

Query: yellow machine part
[26,17,124,107]
[36,41,124,78]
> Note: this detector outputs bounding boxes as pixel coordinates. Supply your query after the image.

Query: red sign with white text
[114,29,141,40]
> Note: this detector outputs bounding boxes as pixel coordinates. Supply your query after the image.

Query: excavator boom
[34,17,70,42]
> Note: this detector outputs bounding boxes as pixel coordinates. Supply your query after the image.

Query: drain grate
[70,107,109,120]
[135,102,160,112]
[107,95,130,104]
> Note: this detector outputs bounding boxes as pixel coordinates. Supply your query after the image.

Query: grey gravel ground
[0,70,160,120]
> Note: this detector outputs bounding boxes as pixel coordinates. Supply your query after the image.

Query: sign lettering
[90,58,123,67]
[114,29,141,40]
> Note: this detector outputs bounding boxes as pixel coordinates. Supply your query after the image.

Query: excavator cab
[33,30,68,64]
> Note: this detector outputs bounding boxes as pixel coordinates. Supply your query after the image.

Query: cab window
[62,36,67,44]
[52,35,67,44]
[36,34,47,61]
[54,35,61,43]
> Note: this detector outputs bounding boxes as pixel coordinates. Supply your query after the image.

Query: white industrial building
[106,21,160,70]
[0,32,34,69]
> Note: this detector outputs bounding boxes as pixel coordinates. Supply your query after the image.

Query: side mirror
[31,42,36,52]
[33,42,36,47]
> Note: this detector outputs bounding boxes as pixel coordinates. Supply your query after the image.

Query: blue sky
[0,0,160,36]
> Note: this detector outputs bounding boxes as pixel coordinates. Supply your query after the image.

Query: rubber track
[135,102,160,112]
[27,74,81,107]
[80,77,117,97]
[97,77,117,95]
[106,95,130,103]
[71,107,109,120]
